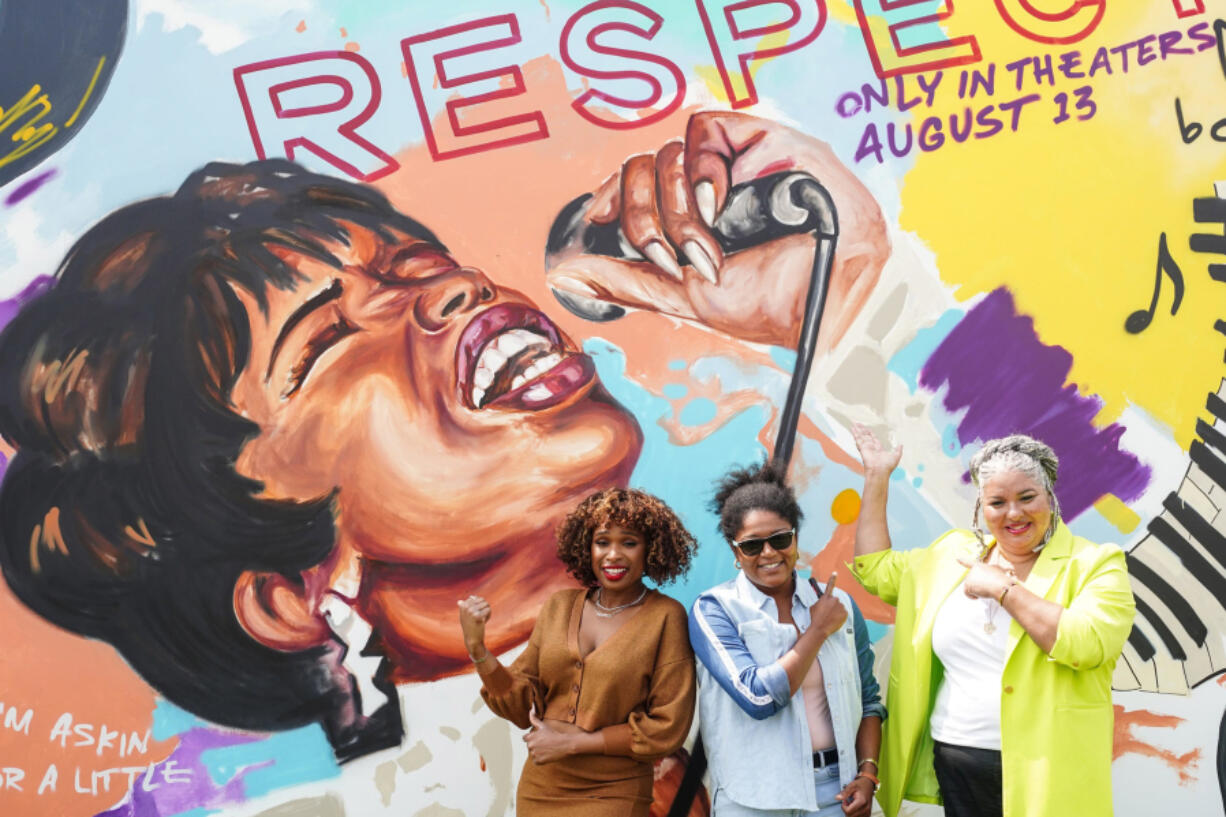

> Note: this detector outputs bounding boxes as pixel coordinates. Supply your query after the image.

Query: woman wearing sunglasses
[689,462,884,816]
[457,488,700,816]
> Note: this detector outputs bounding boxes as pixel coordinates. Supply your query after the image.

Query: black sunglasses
[732,529,796,557]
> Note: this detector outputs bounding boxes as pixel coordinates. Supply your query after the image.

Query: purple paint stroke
[919,287,1151,520]
[4,168,58,206]
[94,727,260,817]
[0,275,55,334]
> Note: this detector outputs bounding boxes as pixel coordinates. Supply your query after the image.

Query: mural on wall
[0,1,1223,815]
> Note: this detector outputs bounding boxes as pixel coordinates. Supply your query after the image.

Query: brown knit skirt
[516,752,654,816]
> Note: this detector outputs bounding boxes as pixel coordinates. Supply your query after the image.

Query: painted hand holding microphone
[543,111,888,379]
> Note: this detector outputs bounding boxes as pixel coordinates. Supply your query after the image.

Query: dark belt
[812,748,838,768]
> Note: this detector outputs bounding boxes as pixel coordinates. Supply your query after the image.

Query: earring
[971,497,987,553]
[734,559,742,569]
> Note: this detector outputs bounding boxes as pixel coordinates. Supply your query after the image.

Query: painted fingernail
[683,240,718,285]
[643,240,684,281]
[694,181,717,227]
[548,275,599,298]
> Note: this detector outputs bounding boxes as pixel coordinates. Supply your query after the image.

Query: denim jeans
[712,762,844,816]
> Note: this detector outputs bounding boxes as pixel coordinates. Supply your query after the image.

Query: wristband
[855,771,880,792]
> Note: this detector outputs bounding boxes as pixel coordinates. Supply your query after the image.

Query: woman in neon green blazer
[848,426,1135,817]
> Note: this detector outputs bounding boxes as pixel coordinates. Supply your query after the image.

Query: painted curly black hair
[555,488,697,587]
[711,459,803,542]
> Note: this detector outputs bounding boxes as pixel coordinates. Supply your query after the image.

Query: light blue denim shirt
[690,571,885,811]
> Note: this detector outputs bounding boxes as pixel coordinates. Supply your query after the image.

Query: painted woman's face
[228,223,642,680]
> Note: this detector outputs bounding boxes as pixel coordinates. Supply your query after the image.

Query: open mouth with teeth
[601,565,628,581]
[457,304,596,411]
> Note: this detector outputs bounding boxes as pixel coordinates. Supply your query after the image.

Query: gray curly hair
[968,434,1061,549]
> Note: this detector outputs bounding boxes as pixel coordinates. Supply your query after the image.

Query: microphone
[545,171,837,323]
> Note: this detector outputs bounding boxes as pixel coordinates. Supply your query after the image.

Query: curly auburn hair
[555,488,698,587]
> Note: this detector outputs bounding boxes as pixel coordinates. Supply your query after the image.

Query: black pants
[932,740,1003,817]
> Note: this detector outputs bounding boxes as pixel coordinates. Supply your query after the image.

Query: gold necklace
[593,587,647,618]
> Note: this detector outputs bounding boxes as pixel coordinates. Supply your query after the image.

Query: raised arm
[689,576,847,719]
[459,594,541,729]
[851,423,902,557]
[779,573,848,694]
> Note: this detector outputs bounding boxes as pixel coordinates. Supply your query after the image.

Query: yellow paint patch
[694,64,729,103]
[1094,493,1141,535]
[898,4,1226,448]
[831,488,862,525]
[828,1,859,27]
[695,29,793,103]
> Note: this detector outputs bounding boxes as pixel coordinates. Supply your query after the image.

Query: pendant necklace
[982,547,1012,635]
[594,586,647,618]
[984,599,1000,635]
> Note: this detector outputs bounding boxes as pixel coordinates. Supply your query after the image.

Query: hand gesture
[836,774,875,817]
[524,706,584,764]
[851,422,902,476]
[546,111,888,351]
[457,594,491,656]
[955,554,1015,601]
[810,571,848,638]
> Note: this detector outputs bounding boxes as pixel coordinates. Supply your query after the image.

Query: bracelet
[468,648,490,664]
[857,758,878,771]
[997,581,1018,605]
[855,771,880,792]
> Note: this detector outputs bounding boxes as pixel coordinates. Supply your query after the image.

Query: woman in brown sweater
[457,488,699,816]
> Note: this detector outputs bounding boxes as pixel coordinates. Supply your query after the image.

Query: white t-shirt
[929,580,1009,750]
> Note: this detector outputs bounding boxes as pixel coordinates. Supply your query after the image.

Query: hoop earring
[971,497,987,554]
[734,559,742,570]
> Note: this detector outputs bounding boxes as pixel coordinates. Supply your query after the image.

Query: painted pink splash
[919,288,1151,519]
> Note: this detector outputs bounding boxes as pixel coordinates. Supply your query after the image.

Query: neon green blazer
[851,526,1135,817]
